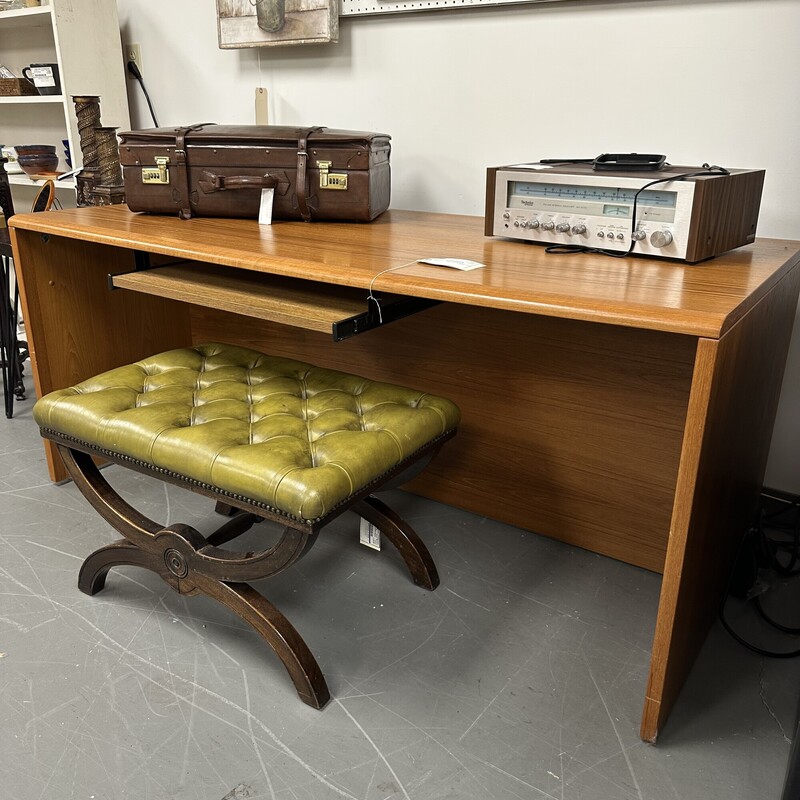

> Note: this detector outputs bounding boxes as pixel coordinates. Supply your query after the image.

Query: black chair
[0,158,35,418]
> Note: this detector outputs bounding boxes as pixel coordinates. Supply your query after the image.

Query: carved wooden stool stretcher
[33,343,459,708]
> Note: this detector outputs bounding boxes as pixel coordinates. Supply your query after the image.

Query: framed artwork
[340,0,567,16]
[216,0,338,48]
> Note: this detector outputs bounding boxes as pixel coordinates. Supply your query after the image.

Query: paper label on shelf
[258,188,274,225]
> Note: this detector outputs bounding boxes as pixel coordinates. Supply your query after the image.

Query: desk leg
[11,230,192,482]
[642,266,800,742]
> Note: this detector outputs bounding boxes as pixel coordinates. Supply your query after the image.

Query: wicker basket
[0,78,38,97]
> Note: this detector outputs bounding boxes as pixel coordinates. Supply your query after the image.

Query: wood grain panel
[111,263,388,334]
[192,301,697,572]
[12,229,193,482]
[11,206,800,338]
[217,0,250,16]
[687,170,765,262]
[640,262,800,741]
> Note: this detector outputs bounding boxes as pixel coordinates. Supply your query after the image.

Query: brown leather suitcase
[118,124,391,222]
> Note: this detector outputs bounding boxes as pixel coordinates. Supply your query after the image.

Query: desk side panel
[13,230,193,482]
[193,302,696,573]
[641,263,800,742]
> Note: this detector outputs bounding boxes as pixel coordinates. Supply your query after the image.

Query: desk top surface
[10,205,800,338]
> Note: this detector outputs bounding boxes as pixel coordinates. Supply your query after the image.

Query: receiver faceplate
[490,166,696,259]
[485,163,765,263]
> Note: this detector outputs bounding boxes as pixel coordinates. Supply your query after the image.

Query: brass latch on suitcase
[142,157,170,185]
[317,160,347,190]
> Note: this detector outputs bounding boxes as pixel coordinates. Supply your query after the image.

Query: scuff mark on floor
[221,783,254,799]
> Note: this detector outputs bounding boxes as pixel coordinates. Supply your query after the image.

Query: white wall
[116,0,800,491]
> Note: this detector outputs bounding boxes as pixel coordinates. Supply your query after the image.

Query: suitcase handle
[198,171,289,194]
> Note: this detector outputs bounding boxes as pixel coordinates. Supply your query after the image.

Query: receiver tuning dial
[555,222,571,233]
[650,230,674,248]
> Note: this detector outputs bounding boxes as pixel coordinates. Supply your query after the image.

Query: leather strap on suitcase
[170,123,326,221]
[295,125,324,222]
[172,123,213,220]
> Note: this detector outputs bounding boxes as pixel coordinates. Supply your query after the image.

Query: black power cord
[543,164,731,259]
[127,60,159,128]
[719,493,800,658]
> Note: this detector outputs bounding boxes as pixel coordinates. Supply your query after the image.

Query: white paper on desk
[417,257,484,271]
[258,188,274,225]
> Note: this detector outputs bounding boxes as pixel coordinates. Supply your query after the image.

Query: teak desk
[10,206,800,742]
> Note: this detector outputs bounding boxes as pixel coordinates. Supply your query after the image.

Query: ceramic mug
[0,145,23,174]
[22,63,61,96]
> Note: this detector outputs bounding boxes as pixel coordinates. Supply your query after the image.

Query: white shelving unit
[0,0,130,205]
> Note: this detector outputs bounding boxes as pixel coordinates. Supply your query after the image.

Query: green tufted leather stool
[34,342,459,708]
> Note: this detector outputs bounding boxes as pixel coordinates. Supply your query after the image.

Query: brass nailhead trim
[41,428,456,526]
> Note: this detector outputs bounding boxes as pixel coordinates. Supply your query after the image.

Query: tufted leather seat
[34,342,460,708]
[34,342,460,520]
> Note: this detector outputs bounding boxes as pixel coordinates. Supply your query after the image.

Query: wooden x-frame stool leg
[57,444,441,709]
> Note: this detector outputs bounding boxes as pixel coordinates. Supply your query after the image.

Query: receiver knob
[556,223,571,233]
[529,219,540,229]
[650,230,673,248]
[571,224,587,235]
[631,230,647,241]
[542,221,555,231]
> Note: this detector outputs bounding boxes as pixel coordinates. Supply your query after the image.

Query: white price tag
[258,188,274,225]
[30,67,56,88]
[417,257,484,271]
[359,518,381,550]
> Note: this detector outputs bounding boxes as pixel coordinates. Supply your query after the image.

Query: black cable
[126,60,159,128]
[719,495,800,658]
[719,604,800,659]
[758,502,800,577]
[755,597,800,635]
[544,164,731,259]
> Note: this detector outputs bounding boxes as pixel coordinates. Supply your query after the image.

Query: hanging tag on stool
[359,518,381,550]
[258,188,274,225]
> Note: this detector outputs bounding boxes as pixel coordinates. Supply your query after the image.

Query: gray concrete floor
[1,390,798,800]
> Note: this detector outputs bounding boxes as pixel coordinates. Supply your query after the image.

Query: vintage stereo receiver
[485,162,765,262]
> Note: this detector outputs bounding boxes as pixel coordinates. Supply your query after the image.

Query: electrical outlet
[125,43,142,75]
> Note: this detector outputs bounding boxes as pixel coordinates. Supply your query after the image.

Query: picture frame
[216,0,338,49]
[340,0,572,16]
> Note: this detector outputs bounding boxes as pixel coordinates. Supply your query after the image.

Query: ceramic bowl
[17,152,59,175]
[15,144,57,156]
